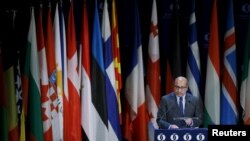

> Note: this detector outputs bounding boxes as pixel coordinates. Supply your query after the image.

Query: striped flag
[80,1,95,140]
[3,61,19,141]
[122,1,148,141]
[146,0,160,128]
[36,5,53,140]
[25,7,44,141]
[240,16,250,125]
[186,0,201,100]
[66,1,81,140]
[91,0,109,140]
[53,3,64,140]
[102,0,122,140]
[1,10,19,141]
[111,0,122,123]
[221,0,238,124]
[204,0,220,126]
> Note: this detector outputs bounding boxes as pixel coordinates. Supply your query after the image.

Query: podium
[154,128,208,141]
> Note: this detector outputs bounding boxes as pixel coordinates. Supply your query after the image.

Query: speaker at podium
[154,128,208,141]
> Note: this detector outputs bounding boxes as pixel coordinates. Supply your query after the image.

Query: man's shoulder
[162,92,175,100]
[186,92,197,98]
[186,93,199,102]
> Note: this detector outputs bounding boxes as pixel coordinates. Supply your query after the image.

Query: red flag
[66,2,81,140]
[111,0,123,124]
[80,1,95,140]
[146,0,161,128]
[44,6,60,139]
[36,5,53,141]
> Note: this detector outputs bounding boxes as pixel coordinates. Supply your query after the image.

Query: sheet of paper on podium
[173,117,199,121]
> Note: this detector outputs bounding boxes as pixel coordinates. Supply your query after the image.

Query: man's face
[174,78,188,97]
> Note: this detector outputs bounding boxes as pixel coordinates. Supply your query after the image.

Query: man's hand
[170,124,179,129]
[184,118,193,126]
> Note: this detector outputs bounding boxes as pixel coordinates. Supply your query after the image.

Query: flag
[111,0,122,123]
[66,2,81,140]
[36,5,53,140]
[19,107,26,141]
[1,10,19,141]
[221,0,238,124]
[14,51,25,141]
[91,0,109,140]
[14,54,23,119]
[25,7,44,141]
[80,1,95,140]
[45,5,60,140]
[58,2,68,140]
[3,63,19,141]
[204,0,220,126]
[122,1,148,141]
[14,51,23,141]
[186,0,202,100]
[146,0,161,123]
[0,47,8,141]
[102,0,122,140]
[53,3,64,140]
[145,0,161,140]
[13,11,24,141]
[62,2,70,140]
[240,13,250,125]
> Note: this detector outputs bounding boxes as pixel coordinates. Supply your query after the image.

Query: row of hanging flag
[0,0,250,141]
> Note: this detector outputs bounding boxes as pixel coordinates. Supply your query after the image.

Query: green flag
[240,20,250,125]
[24,8,43,141]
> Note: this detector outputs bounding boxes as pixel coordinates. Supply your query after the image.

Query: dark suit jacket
[156,92,203,129]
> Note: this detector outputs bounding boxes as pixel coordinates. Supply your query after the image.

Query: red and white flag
[66,2,81,140]
[36,5,53,141]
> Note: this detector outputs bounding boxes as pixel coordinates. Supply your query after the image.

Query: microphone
[162,102,175,118]
[173,117,199,120]
[158,102,175,129]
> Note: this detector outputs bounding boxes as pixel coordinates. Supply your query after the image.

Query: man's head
[174,76,188,97]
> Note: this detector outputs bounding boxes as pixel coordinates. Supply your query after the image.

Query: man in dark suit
[157,76,203,129]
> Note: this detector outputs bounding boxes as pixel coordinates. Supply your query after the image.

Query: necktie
[179,97,184,116]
